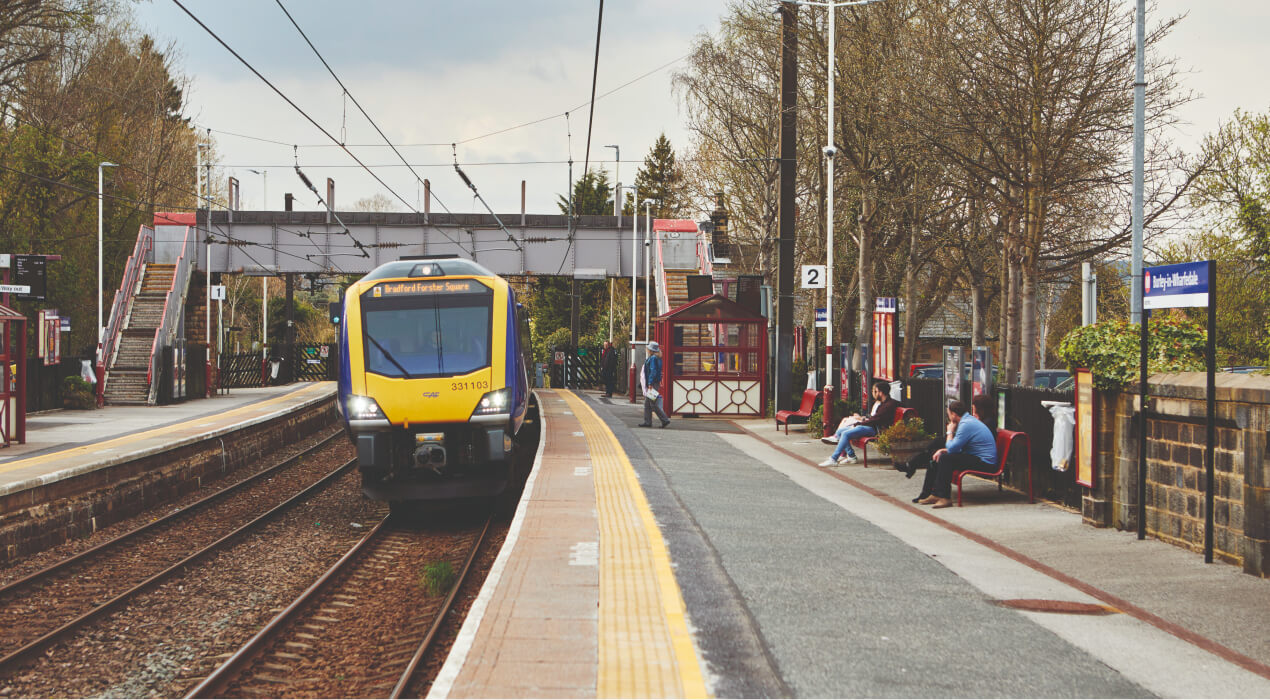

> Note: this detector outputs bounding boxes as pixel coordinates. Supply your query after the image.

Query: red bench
[952,428,1033,506]
[775,389,820,434]
[851,406,918,468]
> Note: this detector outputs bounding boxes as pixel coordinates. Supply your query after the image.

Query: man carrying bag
[638,341,671,428]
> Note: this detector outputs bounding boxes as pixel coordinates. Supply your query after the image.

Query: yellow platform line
[0,382,332,476]
[561,391,708,699]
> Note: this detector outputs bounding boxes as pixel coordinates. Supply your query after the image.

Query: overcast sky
[133,1,1270,218]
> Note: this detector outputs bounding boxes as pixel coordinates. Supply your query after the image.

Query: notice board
[1075,368,1096,488]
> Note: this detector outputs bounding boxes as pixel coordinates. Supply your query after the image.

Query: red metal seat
[775,390,820,434]
[851,406,916,468]
[952,429,1034,506]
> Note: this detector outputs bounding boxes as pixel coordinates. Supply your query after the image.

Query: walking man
[638,341,671,428]
[600,340,617,397]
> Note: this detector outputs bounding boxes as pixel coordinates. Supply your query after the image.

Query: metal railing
[98,226,153,404]
[146,226,197,403]
[654,234,671,316]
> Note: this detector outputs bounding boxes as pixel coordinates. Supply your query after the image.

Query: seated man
[915,394,998,508]
[818,380,900,466]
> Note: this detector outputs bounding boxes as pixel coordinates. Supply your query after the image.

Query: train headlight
[347,395,387,420]
[473,388,511,416]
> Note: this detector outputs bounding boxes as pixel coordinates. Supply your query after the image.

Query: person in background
[600,340,617,398]
[638,341,671,428]
[818,380,899,466]
[915,394,998,508]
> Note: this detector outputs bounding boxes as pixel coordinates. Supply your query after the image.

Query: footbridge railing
[97,226,153,406]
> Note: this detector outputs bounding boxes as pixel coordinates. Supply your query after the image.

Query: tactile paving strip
[560,392,708,699]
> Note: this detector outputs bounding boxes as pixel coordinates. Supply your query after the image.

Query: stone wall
[1084,372,1270,577]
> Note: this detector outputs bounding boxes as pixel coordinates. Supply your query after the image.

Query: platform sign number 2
[801,265,827,289]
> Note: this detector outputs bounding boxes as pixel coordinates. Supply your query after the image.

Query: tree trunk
[1019,256,1038,385]
[971,280,985,348]
[1005,241,1021,385]
[854,191,875,370]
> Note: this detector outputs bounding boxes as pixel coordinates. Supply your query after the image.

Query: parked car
[909,362,939,377]
[1222,366,1267,374]
[1033,369,1072,389]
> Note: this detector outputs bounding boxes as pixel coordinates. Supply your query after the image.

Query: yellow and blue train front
[340,275,516,500]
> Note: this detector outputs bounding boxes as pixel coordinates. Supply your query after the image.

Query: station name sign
[370,279,485,297]
[1143,261,1211,310]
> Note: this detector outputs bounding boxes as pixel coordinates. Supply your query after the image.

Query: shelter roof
[657,293,761,321]
[0,303,24,321]
[653,219,698,233]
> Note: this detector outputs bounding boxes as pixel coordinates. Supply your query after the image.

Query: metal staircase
[104,264,173,404]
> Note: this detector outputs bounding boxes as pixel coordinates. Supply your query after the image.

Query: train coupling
[414,432,447,474]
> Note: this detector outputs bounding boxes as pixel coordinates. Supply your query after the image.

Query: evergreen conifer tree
[623,133,688,218]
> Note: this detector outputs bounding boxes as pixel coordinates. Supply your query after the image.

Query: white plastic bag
[81,359,96,385]
[1048,404,1076,471]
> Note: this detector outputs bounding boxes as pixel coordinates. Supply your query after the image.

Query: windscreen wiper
[365,334,412,377]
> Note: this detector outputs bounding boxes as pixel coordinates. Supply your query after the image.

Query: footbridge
[167,210,652,277]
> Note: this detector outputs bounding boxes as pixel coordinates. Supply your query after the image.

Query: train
[336,255,531,503]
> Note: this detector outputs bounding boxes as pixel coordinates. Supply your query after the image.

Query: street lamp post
[246,168,268,209]
[604,145,620,217]
[643,198,655,342]
[97,161,117,358]
[784,0,887,395]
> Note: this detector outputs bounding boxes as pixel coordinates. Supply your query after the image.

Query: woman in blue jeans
[819,381,899,466]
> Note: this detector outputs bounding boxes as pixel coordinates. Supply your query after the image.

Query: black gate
[548,347,603,389]
[294,343,335,382]
[221,353,264,389]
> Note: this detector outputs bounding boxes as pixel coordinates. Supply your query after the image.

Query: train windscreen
[360,281,493,378]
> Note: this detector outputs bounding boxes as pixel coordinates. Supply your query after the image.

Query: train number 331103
[450,380,490,391]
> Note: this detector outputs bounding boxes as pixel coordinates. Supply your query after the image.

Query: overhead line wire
[268,0,481,255]
[169,0,421,258]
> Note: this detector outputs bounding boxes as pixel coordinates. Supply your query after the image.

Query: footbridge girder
[156,210,660,278]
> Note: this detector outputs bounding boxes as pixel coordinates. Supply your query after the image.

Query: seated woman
[913,394,998,508]
[818,381,899,466]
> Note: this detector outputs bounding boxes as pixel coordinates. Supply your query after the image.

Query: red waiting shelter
[655,294,767,417]
[0,303,27,446]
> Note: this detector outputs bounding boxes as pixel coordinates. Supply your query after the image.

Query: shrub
[62,375,96,410]
[419,561,456,597]
[876,418,934,455]
[1056,312,1206,390]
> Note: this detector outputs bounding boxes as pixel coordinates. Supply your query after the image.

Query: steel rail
[0,429,343,600]
[0,456,357,671]
[186,516,492,699]
[390,516,492,698]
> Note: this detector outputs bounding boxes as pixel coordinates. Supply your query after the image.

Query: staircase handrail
[98,226,153,404]
[146,225,196,403]
[654,230,671,316]
[697,229,714,276]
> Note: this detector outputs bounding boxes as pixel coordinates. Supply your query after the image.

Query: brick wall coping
[1149,372,1270,405]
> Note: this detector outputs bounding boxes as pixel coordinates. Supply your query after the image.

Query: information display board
[14,255,46,300]
[971,346,993,398]
[872,297,897,381]
[1075,368,1095,488]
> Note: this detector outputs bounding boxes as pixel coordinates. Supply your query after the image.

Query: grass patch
[420,561,457,597]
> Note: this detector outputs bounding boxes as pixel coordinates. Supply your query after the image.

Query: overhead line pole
[777,1,798,411]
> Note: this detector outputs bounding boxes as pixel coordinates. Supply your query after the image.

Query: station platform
[0,383,336,561]
[433,388,1270,699]
[0,383,335,498]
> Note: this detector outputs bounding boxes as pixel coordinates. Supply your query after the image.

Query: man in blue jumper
[638,341,671,428]
[916,394,997,508]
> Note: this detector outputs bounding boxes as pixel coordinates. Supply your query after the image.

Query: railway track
[186,515,491,698]
[0,431,355,672]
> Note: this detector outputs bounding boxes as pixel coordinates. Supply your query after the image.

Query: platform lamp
[97,161,117,361]
[246,168,267,210]
[643,198,655,342]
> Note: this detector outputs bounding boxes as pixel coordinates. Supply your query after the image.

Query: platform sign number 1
[801,265,826,289]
